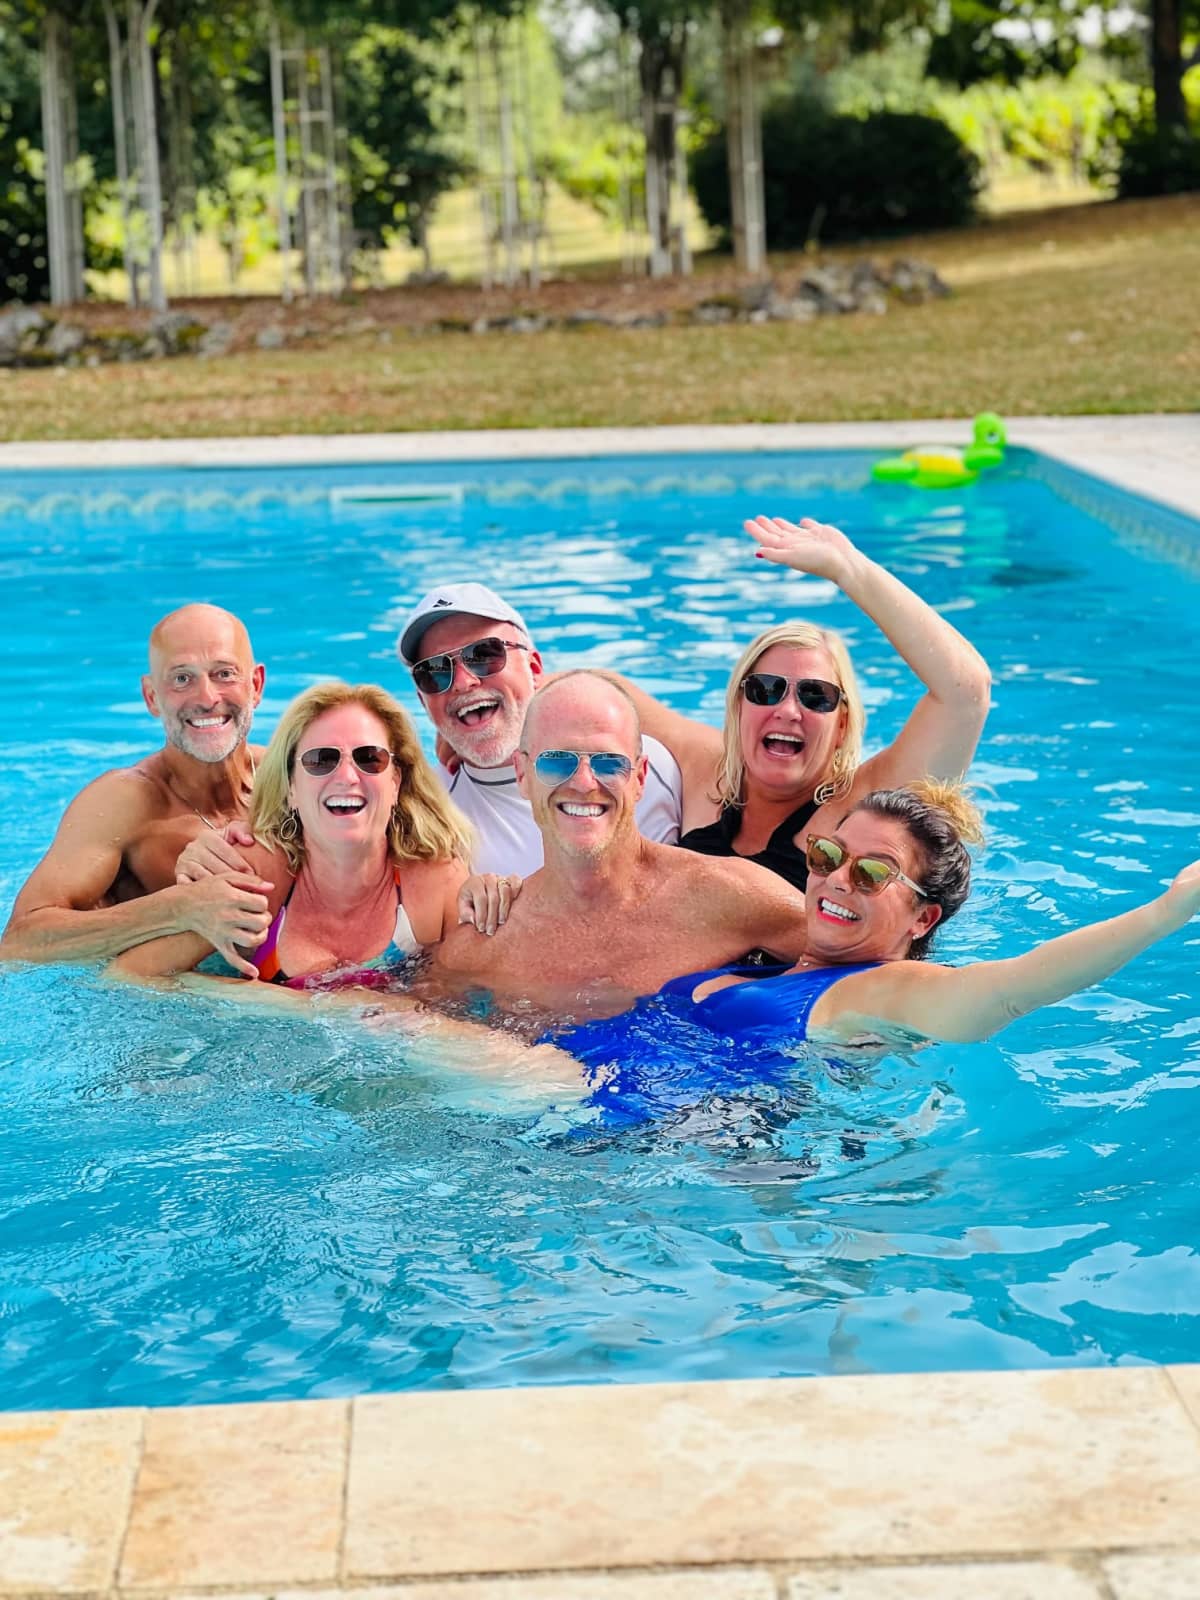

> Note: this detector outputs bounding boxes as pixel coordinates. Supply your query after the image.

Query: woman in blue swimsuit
[660,781,1200,1054]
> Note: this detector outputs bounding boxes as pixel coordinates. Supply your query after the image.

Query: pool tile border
[0,416,1197,522]
[2,1365,1200,1596]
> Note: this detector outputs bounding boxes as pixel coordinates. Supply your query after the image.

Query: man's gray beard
[442,712,522,770]
[164,704,252,763]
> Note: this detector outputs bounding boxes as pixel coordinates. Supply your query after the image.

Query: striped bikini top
[250,867,421,988]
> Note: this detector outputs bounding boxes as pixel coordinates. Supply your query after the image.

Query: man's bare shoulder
[649,844,796,903]
[67,760,171,828]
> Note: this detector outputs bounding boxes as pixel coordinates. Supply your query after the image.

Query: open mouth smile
[817,897,860,924]
[762,732,805,757]
[323,796,366,814]
[453,695,502,728]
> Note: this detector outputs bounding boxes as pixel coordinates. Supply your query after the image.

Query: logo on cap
[433,598,453,608]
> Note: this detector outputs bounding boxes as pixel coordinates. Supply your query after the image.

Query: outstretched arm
[748,515,991,788]
[819,862,1200,1044]
[1,774,271,970]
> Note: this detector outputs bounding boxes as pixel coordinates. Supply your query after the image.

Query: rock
[405,268,450,287]
[151,310,206,354]
[737,280,773,313]
[255,325,286,350]
[849,259,886,295]
[617,311,668,329]
[565,310,618,328]
[506,315,547,334]
[44,320,86,359]
[470,316,492,335]
[795,267,844,315]
[691,299,737,325]
[198,320,234,358]
[887,258,951,302]
[0,306,48,363]
[139,334,168,360]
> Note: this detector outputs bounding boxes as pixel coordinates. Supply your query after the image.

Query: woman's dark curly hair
[845,780,985,960]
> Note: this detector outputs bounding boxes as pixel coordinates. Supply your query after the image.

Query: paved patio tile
[120,1398,347,1589]
[345,1368,1200,1579]
[1166,1365,1200,1434]
[0,1407,142,1594]
[1104,1551,1200,1599]
[785,1560,1104,1598]
[173,1574,778,1600]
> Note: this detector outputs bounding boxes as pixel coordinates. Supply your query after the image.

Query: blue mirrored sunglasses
[532,749,634,788]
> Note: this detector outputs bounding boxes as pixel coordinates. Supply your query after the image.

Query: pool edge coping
[3,1362,1199,1594]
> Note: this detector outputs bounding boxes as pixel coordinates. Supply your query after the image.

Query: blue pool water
[1,447,1199,1411]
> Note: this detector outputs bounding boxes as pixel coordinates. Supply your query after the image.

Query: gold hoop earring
[279,807,300,843]
[814,746,853,807]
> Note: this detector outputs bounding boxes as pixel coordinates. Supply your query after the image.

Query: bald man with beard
[1,604,273,973]
[427,671,808,1020]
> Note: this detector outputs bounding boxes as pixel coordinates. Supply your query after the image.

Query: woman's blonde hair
[250,682,474,873]
[714,622,865,809]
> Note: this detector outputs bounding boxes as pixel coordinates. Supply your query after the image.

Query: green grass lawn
[3,192,1196,441]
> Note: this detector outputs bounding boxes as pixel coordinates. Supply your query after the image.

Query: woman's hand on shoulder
[745,514,858,585]
[457,871,523,937]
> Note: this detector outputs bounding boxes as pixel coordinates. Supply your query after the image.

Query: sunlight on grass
[7,193,1197,441]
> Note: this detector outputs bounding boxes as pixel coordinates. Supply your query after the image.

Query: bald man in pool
[424,671,808,1018]
[0,604,273,974]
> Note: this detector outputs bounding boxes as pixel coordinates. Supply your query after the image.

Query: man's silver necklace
[187,761,256,832]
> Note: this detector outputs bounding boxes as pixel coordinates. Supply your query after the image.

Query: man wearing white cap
[398,582,684,877]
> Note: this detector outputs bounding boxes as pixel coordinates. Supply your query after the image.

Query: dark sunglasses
[742,673,844,713]
[805,834,929,898]
[531,749,634,788]
[411,636,530,696]
[298,744,396,778]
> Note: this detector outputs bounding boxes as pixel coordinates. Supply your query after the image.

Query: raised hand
[745,514,856,584]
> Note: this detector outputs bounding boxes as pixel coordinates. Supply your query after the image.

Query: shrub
[692,101,982,249]
[1087,82,1200,197]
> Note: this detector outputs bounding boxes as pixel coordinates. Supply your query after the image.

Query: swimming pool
[1,446,1198,1411]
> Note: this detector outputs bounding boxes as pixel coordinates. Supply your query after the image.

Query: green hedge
[692,102,982,248]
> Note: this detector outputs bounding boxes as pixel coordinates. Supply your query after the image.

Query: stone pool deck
[1,417,1198,1597]
[4,1366,1200,1597]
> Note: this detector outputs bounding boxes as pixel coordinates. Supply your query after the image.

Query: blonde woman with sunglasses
[113,683,494,990]
[614,515,991,893]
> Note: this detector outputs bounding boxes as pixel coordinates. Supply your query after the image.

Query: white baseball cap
[398,581,531,666]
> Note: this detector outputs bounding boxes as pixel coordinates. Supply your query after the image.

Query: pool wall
[2,415,1198,1598]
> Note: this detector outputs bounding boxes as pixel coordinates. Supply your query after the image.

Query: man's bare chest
[124,814,207,895]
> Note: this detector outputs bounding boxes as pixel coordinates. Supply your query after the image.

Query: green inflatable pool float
[872,413,1007,489]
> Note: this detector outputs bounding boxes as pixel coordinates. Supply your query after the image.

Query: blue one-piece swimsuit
[552,960,880,1129]
[658,960,881,1042]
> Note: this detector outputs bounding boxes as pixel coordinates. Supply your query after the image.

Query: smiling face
[803,810,941,965]
[287,702,400,858]
[737,642,848,803]
[515,677,647,864]
[412,612,542,770]
[142,605,264,763]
